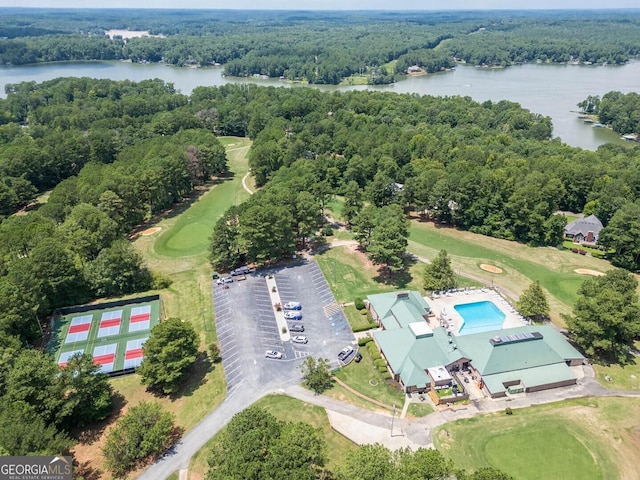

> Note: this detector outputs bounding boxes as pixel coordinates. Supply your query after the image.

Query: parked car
[231,266,251,276]
[291,335,308,344]
[337,346,354,361]
[283,302,302,310]
[265,350,283,359]
[221,276,233,284]
[289,324,305,333]
[284,311,302,320]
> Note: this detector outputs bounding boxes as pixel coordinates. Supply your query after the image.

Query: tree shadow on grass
[170,351,213,400]
[73,391,126,445]
[73,460,103,480]
[373,254,418,289]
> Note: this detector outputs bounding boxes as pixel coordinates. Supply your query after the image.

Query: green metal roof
[370,291,584,392]
[482,363,577,395]
[456,325,584,376]
[368,291,430,331]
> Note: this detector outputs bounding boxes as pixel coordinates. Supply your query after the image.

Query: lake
[2,60,640,150]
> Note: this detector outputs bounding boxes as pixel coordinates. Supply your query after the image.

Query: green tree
[566,268,640,363]
[337,443,393,480]
[468,467,514,480]
[58,352,113,428]
[368,204,410,273]
[86,239,152,297]
[3,349,66,426]
[207,407,326,480]
[138,318,199,394]
[299,356,333,395]
[598,202,640,272]
[103,402,176,478]
[516,281,550,323]
[423,250,457,291]
[0,401,72,456]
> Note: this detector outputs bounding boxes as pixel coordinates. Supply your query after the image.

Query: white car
[265,350,283,359]
[291,335,308,344]
[284,311,302,320]
[338,346,354,360]
[283,302,302,310]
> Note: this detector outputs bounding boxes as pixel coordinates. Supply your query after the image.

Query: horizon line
[2,6,640,11]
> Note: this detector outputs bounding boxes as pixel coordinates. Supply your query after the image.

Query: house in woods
[369,291,585,399]
[564,214,603,245]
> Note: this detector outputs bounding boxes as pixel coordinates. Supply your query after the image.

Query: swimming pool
[455,301,505,335]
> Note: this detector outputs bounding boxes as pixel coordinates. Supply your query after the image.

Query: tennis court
[49,295,161,375]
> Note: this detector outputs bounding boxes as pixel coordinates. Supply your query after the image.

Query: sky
[0,0,638,9]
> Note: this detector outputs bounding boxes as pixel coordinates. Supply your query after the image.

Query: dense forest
[202,84,640,270]
[0,77,227,456]
[2,9,640,84]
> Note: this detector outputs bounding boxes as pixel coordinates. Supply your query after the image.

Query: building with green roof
[369,291,585,398]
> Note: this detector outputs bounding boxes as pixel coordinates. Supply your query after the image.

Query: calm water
[455,301,506,335]
[2,60,640,150]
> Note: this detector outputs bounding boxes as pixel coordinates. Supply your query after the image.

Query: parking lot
[212,260,356,396]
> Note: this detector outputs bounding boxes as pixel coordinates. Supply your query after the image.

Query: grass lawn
[316,245,423,304]
[329,348,405,411]
[188,394,357,479]
[433,397,640,480]
[343,304,374,331]
[407,401,434,418]
[593,355,640,391]
[408,221,615,325]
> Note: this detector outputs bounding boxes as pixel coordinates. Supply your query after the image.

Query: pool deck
[425,288,527,335]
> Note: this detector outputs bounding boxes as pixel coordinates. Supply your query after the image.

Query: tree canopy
[566,269,640,364]
[516,281,550,323]
[423,250,457,292]
[138,318,199,394]
[103,401,177,478]
[207,406,327,480]
[299,356,334,395]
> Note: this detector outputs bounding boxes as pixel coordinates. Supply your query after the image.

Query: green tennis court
[48,295,161,375]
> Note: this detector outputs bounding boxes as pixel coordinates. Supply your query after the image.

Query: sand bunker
[575,269,605,276]
[141,227,162,236]
[480,264,503,274]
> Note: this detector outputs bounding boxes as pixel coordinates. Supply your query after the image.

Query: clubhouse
[368,291,585,399]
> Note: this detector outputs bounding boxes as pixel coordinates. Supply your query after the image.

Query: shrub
[352,324,375,333]
[505,407,513,415]
[209,342,221,363]
[382,372,392,380]
[377,365,388,373]
[374,358,387,368]
[274,302,282,311]
[151,271,172,289]
[354,297,365,310]
[321,225,333,236]
[358,337,373,347]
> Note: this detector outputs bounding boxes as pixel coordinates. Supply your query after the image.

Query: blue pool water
[455,301,505,335]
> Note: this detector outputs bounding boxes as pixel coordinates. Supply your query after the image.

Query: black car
[354,353,363,363]
[289,324,305,333]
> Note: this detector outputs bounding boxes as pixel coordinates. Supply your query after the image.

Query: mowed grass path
[408,221,614,325]
[154,138,252,258]
[434,397,640,480]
